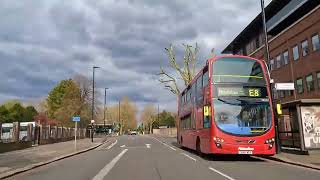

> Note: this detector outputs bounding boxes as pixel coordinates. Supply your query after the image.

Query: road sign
[73,116,80,122]
[275,83,294,90]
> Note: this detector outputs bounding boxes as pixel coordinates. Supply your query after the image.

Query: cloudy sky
[0,0,271,111]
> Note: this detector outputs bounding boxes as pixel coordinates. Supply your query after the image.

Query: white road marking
[92,149,128,180]
[181,153,197,162]
[150,136,177,151]
[106,139,118,150]
[120,145,126,148]
[146,144,151,148]
[208,167,236,180]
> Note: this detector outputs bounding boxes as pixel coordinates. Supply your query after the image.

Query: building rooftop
[222,0,319,54]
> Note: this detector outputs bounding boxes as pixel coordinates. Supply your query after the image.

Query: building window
[285,90,292,97]
[276,54,281,68]
[292,45,299,61]
[312,34,320,51]
[317,72,320,89]
[255,37,260,49]
[280,91,285,98]
[306,74,314,92]
[296,78,303,94]
[270,59,274,71]
[283,50,289,65]
[301,39,309,57]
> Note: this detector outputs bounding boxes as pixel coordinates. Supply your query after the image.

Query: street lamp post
[104,88,109,130]
[260,0,280,154]
[92,66,100,142]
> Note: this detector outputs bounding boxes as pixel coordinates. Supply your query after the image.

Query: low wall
[153,128,177,137]
[0,141,32,153]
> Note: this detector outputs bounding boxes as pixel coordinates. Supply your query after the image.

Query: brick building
[222,0,320,149]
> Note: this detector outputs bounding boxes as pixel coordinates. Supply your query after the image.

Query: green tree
[3,100,21,109]
[47,79,74,118]
[7,103,25,122]
[0,105,9,123]
[54,75,93,127]
[23,106,38,122]
[153,110,175,128]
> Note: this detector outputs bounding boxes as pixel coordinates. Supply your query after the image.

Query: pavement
[0,137,107,179]
[5,134,320,180]
[265,150,320,170]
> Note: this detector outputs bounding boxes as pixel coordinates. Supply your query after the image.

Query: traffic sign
[72,116,80,122]
[275,83,294,90]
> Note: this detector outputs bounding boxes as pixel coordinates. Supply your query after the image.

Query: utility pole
[158,104,160,125]
[91,66,100,142]
[260,0,280,154]
[103,88,109,130]
[118,101,121,135]
[260,0,270,63]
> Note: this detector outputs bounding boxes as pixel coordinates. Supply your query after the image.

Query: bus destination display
[217,87,263,97]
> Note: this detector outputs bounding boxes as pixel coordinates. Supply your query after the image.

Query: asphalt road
[8,135,320,180]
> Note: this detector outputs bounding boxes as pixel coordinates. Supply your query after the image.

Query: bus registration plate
[238,150,253,154]
[238,147,254,154]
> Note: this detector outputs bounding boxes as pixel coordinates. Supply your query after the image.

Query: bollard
[12,122,20,142]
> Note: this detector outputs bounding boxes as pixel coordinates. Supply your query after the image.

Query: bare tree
[141,104,156,134]
[158,43,199,96]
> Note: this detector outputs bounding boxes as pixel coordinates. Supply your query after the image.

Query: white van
[1,122,35,142]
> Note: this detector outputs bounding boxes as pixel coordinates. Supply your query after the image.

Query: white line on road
[120,145,126,148]
[181,153,197,162]
[146,144,151,148]
[92,149,128,180]
[208,167,236,180]
[106,139,118,150]
[150,137,177,151]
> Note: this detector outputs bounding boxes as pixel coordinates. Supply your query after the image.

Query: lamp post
[104,88,109,130]
[260,0,280,154]
[92,66,100,142]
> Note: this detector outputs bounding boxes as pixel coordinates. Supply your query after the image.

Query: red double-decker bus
[177,55,275,155]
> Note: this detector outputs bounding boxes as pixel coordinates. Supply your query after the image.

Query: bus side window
[203,70,209,87]
[196,75,203,106]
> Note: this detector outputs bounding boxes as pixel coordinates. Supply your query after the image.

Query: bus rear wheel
[180,136,183,146]
[196,138,202,156]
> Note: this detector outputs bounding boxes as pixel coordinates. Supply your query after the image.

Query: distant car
[130,131,137,135]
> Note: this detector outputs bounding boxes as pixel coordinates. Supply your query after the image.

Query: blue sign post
[73,116,80,122]
[72,116,80,150]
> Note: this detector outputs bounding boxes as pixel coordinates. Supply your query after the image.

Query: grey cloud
[0,0,268,111]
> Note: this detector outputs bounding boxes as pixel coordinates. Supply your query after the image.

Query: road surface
[8,135,320,180]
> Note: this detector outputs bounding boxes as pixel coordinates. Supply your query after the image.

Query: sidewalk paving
[266,151,320,170]
[0,137,107,178]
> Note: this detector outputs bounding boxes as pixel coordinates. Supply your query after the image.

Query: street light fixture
[91,66,100,142]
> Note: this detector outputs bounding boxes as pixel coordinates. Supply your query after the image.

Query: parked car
[129,131,137,135]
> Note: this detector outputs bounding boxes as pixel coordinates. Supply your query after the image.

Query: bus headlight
[265,138,275,150]
[213,137,224,149]
[265,138,275,144]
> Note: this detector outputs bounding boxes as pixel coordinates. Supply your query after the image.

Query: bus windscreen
[212,57,266,84]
